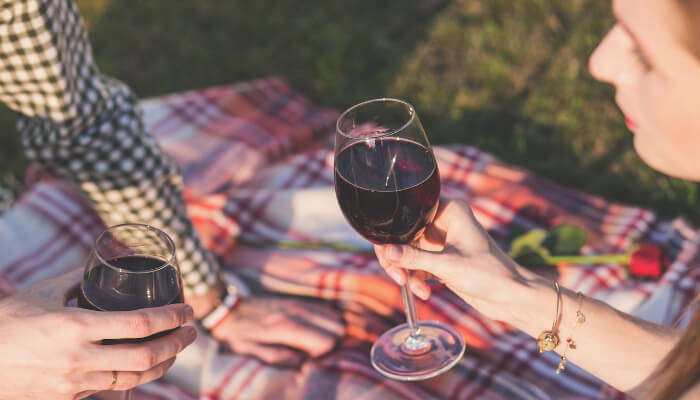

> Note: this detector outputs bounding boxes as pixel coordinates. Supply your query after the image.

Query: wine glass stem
[401,283,421,338]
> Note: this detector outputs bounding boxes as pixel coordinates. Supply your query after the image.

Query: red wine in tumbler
[78,255,184,343]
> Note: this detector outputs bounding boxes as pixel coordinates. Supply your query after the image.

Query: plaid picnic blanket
[1,78,698,400]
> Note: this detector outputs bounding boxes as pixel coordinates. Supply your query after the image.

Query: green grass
[1,0,698,222]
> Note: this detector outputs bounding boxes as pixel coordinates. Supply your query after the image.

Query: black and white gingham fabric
[0,0,220,296]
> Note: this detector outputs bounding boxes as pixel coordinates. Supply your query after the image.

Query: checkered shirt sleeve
[0,0,221,297]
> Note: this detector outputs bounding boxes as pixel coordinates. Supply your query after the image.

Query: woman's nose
[589,25,634,86]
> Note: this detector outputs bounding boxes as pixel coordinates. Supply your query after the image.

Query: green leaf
[508,228,553,268]
[505,226,527,245]
[543,224,587,256]
[509,228,547,258]
[513,251,550,267]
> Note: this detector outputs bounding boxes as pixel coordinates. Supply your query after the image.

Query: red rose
[628,243,670,279]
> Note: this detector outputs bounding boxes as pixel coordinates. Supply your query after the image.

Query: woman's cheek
[636,75,700,180]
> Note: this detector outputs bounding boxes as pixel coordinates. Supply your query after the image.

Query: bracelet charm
[537,281,562,353]
[537,331,560,352]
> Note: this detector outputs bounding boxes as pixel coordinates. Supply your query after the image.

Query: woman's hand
[374,199,533,323]
[0,268,196,400]
[377,200,683,391]
[211,297,345,366]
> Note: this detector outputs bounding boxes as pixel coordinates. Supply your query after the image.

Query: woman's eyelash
[633,46,652,69]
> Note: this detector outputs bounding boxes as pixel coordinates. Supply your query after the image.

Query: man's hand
[0,268,196,400]
[211,296,345,366]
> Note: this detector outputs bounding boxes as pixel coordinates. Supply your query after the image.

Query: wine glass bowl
[334,98,465,380]
[334,99,440,244]
[78,223,184,341]
[78,224,185,399]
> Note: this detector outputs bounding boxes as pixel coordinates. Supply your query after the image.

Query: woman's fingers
[80,358,177,392]
[414,223,447,251]
[375,244,441,297]
[90,326,196,371]
[385,266,407,285]
[377,244,447,275]
[429,199,460,233]
[408,275,431,300]
[375,245,409,284]
[434,199,477,230]
[83,303,194,340]
[380,264,431,299]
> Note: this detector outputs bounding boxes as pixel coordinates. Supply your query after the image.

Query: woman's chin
[633,136,700,182]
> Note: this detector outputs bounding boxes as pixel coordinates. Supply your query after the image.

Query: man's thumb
[47,268,84,305]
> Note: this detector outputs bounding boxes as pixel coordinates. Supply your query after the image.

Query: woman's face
[589,0,700,181]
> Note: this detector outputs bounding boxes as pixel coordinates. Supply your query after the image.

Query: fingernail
[184,305,194,322]
[387,245,402,261]
[186,327,197,341]
[387,268,405,285]
[413,284,429,300]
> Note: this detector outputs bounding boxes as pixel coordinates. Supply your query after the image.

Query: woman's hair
[677,0,700,59]
[647,303,699,399]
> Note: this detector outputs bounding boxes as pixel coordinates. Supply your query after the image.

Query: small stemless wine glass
[79,223,184,399]
[334,98,465,380]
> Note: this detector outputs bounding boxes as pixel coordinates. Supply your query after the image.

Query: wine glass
[334,98,465,380]
[78,223,184,399]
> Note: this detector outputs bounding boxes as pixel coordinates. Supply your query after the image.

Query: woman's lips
[625,116,638,130]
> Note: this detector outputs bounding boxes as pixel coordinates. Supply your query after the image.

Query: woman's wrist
[495,270,559,337]
[460,248,552,333]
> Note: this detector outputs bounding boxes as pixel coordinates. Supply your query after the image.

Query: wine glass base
[370,321,466,381]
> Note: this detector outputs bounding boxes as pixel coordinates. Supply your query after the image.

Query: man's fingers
[81,358,177,392]
[83,303,194,340]
[288,304,345,337]
[56,269,85,305]
[256,318,337,357]
[30,268,84,305]
[235,342,305,367]
[90,326,196,371]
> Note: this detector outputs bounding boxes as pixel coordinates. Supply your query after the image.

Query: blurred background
[1,0,698,222]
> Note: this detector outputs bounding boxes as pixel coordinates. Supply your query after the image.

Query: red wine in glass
[78,224,185,399]
[78,255,184,344]
[334,138,440,244]
[334,98,465,381]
